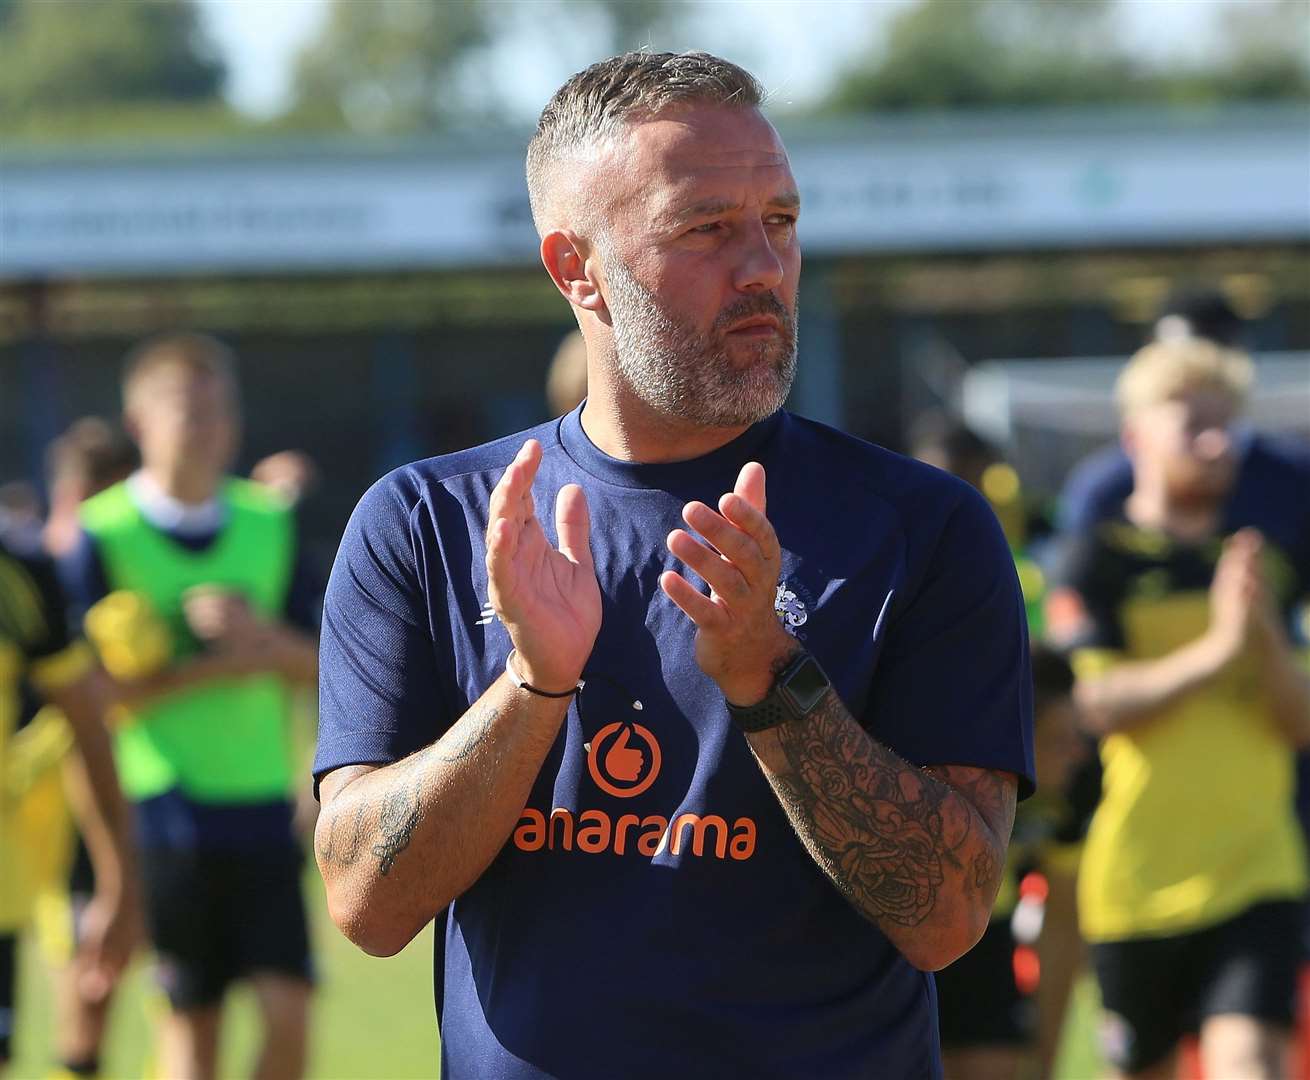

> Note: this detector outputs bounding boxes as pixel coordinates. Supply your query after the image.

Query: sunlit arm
[1073,632,1234,737]
[746,690,1017,972]
[46,668,141,992]
[109,621,319,711]
[315,676,569,957]
[250,621,318,686]
[48,670,136,901]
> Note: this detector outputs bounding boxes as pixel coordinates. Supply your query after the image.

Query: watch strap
[725,650,831,733]
[725,693,794,733]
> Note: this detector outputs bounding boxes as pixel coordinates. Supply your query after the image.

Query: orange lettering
[729,817,757,860]
[513,808,546,851]
[548,807,574,851]
[637,815,668,857]
[613,813,640,855]
[670,814,728,858]
[515,807,756,861]
[576,810,612,853]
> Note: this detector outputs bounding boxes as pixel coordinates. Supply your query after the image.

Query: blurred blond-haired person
[1047,338,1310,1080]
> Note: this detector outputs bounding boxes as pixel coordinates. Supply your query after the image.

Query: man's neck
[579,378,752,465]
[139,464,221,507]
[1124,477,1222,543]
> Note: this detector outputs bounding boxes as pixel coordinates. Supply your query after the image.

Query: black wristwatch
[725,650,833,733]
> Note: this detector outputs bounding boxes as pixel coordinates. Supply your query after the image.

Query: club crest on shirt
[774,581,809,632]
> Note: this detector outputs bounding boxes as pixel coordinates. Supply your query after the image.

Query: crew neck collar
[559,404,786,496]
[128,470,226,536]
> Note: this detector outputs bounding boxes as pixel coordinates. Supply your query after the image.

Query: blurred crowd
[0,289,1307,1080]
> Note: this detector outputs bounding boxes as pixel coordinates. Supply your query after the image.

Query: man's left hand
[183,586,262,645]
[661,462,797,705]
[75,884,142,1003]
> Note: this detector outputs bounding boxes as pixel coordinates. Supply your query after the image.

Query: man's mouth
[725,315,782,338]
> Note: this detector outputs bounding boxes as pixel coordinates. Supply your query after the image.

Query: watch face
[782,656,831,715]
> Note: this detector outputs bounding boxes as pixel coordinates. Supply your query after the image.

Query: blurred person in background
[1049,338,1310,1080]
[43,419,140,560]
[60,334,321,1080]
[936,644,1086,1080]
[545,328,590,417]
[0,513,138,1076]
[0,483,43,537]
[34,418,138,1080]
[1050,290,1310,1076]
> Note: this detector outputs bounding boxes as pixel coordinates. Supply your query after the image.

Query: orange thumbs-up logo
[587,721,661,798]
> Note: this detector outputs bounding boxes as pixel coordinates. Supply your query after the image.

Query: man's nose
[1193,426,1232,460]
[732,221,785,293]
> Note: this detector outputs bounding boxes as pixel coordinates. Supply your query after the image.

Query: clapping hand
[183,586,263,646]
[485,440,602,694]
[661,462,797,706]
[1208,529,1285,661]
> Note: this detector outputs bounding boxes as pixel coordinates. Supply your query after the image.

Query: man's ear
[1119,419,1137,458]
[540,231,607,318]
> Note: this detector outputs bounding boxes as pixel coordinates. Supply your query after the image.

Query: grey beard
[604,254,798,429]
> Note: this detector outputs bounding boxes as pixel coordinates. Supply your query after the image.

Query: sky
[196,0,1230,121]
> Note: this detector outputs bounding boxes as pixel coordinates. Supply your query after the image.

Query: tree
[287,0,492,134]
[826,0,1141,112]
[569,0,689,55]
[1204,0,1310,102]
[0,0,225,119]
[284,0,690,134]
[825,0,1310,113]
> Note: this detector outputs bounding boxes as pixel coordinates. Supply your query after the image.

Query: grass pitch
[11,875,1104,1079]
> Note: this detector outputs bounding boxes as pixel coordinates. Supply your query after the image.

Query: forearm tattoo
[765,693,1013,928]
[371,779,422,875]
[317,703,501,877]
[316,803,367,868]
[436,704,499,762]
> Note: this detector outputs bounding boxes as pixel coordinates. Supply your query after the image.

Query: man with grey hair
[314,51,1033,1077]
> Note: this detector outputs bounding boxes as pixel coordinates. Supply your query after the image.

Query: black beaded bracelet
[505,650,585,699]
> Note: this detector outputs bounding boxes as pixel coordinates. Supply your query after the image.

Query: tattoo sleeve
[750,689,1016,956]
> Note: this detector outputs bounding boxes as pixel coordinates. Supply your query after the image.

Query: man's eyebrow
[664,190,802,225]
[665,198,740,224]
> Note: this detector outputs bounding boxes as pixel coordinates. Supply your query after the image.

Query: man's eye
[689,222,722,235]
[767,215,798,227]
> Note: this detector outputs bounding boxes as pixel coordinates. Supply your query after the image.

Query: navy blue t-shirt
[315,406,1034,1080]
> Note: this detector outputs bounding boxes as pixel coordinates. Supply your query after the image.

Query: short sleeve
[866,487,1036,798]
[1045,531,1123,652]
[313,472,451,795]
[1,542,71,662]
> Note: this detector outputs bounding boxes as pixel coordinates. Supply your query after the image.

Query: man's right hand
[1206,529,1273,663]
[485,439,601,693]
